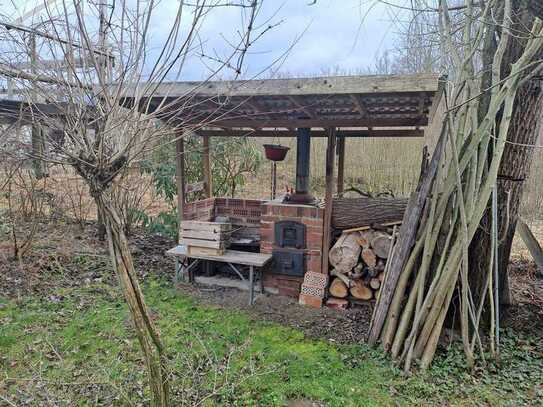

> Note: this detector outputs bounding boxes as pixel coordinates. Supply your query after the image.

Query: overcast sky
[162,0,402,80]
[5,0,403,81]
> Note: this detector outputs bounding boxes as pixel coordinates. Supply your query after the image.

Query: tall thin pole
[492,181,500,356]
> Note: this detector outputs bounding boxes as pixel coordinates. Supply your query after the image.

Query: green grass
[1,280,542,406]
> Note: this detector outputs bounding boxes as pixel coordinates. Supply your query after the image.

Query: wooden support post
[321,127,336,274]
[337,135,345,196]
[175,134,186,240]
[202,134,212,198]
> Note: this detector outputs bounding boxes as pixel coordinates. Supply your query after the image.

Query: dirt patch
[178,282,373,344]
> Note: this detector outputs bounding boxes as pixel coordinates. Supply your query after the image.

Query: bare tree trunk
[94,192,170,407]
[97,208,107,241]
[469,1,543,311]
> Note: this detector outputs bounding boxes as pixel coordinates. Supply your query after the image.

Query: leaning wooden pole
[368,1,543,370]
[368,128,446,345]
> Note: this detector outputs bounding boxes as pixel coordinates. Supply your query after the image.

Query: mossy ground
[1,277,541,406]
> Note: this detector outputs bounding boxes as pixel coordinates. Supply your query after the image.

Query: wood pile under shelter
[326,197,405,308]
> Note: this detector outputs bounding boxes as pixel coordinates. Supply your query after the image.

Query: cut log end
[329,278,349,298]
[371,233,392,259]
[370,278,381,290]
[361,248,377,268]
[350,280,373,300]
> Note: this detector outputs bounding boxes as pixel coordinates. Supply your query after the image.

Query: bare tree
[0,1,280,405]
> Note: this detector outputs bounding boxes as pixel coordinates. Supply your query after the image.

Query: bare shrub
[1,165,49,261]
[51,169,95,228]
[111,168,155,236]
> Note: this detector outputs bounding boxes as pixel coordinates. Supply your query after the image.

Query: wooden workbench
[166,245,273,305]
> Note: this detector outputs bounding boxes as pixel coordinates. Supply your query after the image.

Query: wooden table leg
[174,258,181,283]
[189,260,196,283]
[249,265,254,305]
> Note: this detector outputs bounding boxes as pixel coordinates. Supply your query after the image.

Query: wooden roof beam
[124,73,443,98]
[195,128,425,138]
[198,117,427,128]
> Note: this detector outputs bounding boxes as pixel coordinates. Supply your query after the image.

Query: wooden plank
[368,128,446,345]
[188,246,224,256]
[202,134,212,198]
[166,245,273,267]
[179,238,225,249]
[180,229,222,240]
[180,220,231,232]
[321,127,337,274]
[128,74,442,98]
[517,219,543,276]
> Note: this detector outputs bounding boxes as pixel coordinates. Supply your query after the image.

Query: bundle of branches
[369,0,543,371]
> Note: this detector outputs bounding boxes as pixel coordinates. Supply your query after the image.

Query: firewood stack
[326,228,395,307]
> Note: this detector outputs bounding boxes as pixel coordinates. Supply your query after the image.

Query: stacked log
[332,197,408,230]
[327,228,395,307]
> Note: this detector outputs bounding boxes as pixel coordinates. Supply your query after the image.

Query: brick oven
[259,201,324,297]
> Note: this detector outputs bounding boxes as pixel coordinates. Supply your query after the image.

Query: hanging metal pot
[263,144,290,161]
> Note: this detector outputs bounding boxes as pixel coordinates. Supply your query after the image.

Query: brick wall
[260,202,325,298]
[183,197,264,240]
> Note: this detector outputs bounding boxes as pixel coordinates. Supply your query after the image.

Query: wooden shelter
[122,73,444,305]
